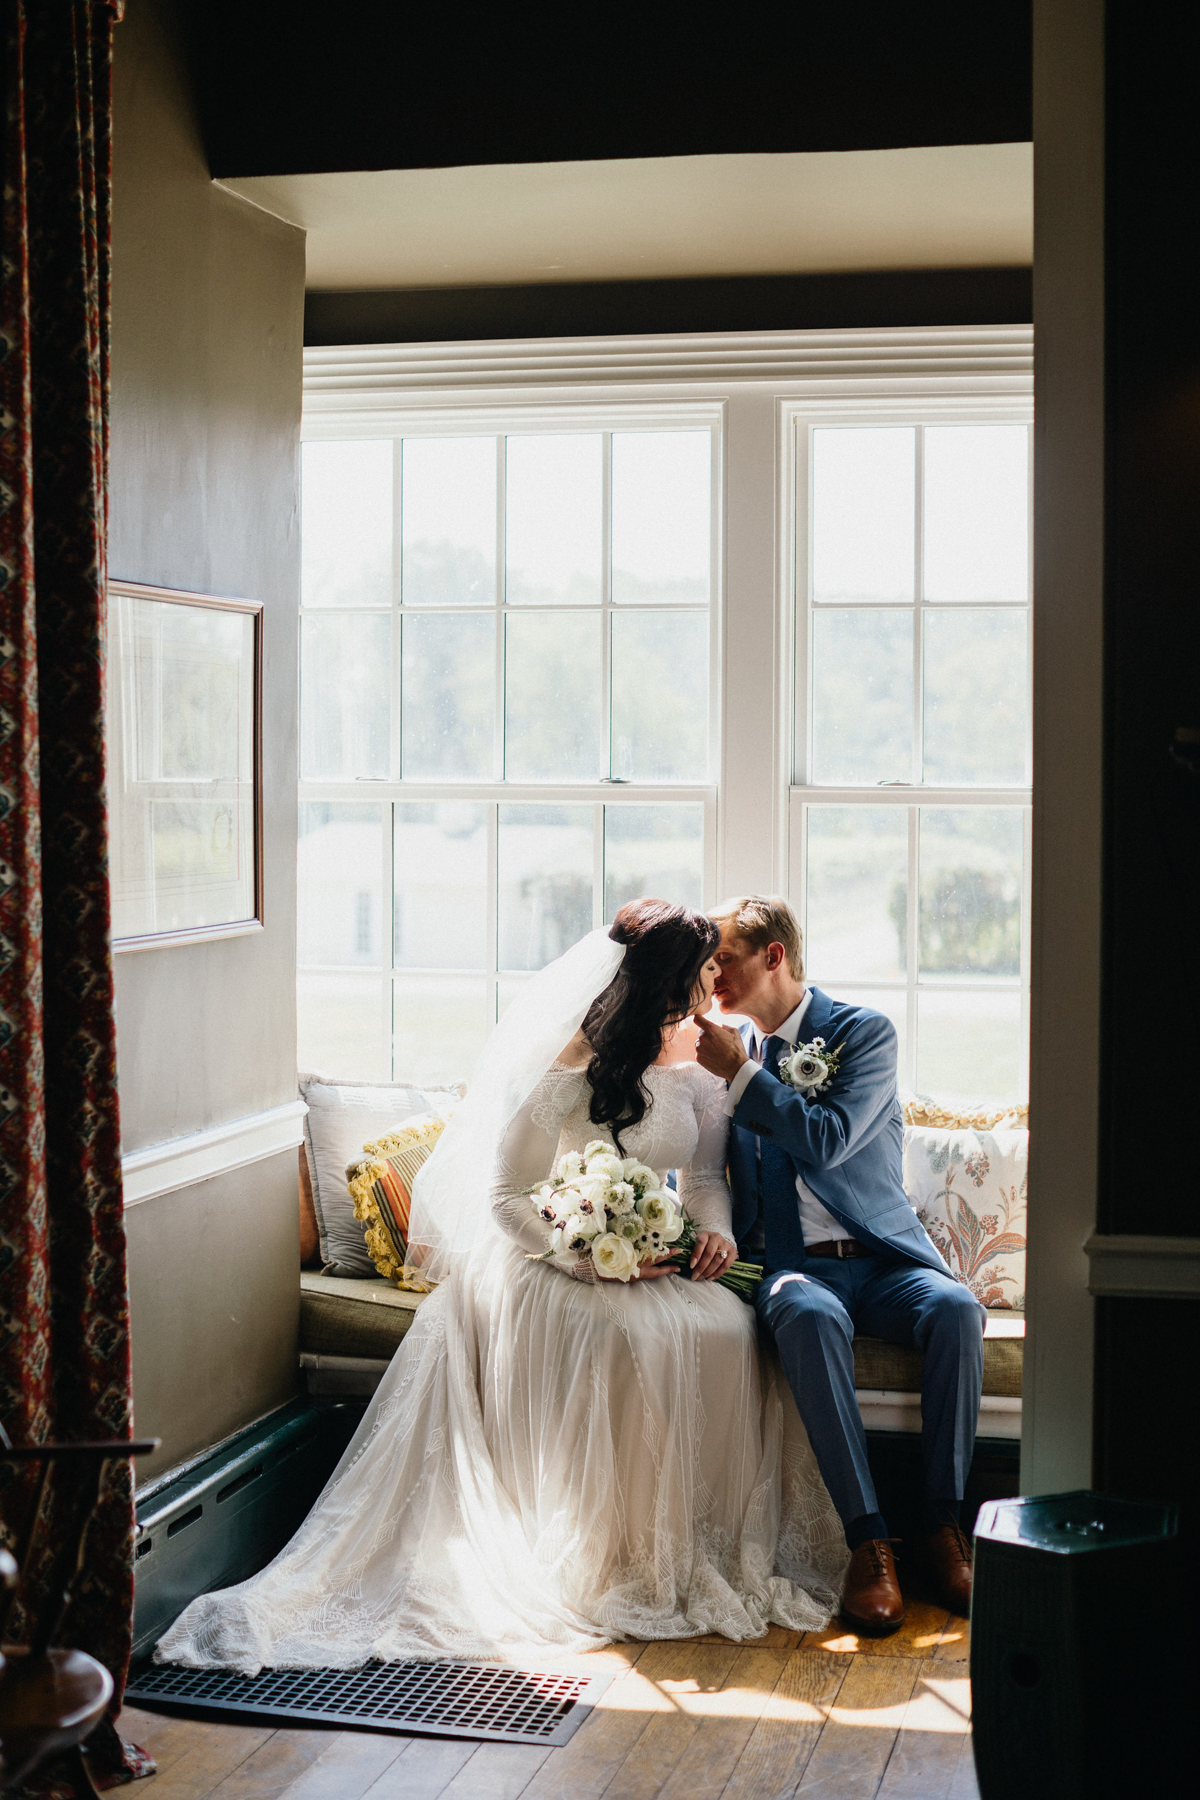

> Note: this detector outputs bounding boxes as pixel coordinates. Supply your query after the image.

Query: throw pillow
[902,1096,1028,1131]
[903,1124,1028,1310]
[300,1073,463,1277]
[346,1114,447,1290]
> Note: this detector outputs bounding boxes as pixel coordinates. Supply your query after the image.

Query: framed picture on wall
[106,580,263,949]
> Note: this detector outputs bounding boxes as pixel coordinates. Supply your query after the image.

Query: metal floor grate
[126,1658,611,1746]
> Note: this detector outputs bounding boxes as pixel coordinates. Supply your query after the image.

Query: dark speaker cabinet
[971,1491,1178,1798]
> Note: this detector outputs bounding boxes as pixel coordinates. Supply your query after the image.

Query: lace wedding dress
[157,1060,846,1671]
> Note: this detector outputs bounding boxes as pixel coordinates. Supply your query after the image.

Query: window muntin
[794,419,1032,1106]
[298,418,717,1081]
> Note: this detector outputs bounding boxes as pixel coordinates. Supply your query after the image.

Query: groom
[693,895,984,1634]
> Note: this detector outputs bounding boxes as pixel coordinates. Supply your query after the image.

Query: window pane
[923,425,1029,604]
[393,974,489,1085]
[923,608,1028,785]
[610,611,708,781]
[604,804,703,920]
[301,613,390,779]
[394,801,488,970]
[918,809,1023,978]
[497,977,539,1020]
[812,427,914,604]
[302,440,393,608]
[505,611,601,781]
[917,989,1024,1104]
[402,611,494,780]
[401,436,495,606]
[498,804,593,971]
[822,987,908,1059]
[811,608,912,784]
[298,970,387,1082]
[611,431,710,604]
[805,807,907,981]
[505,434,601,605]
[298,803,383,967]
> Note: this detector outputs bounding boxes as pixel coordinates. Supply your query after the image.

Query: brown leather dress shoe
[841,1538,905,1636]
[919,1520,974,1615]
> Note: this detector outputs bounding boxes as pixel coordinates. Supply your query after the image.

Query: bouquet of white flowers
[527,1139,762,1299]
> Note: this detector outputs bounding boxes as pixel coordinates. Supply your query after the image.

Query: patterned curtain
[0,0,150,1788]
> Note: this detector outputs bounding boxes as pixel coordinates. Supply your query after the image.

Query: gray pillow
[300,1073,463,1277]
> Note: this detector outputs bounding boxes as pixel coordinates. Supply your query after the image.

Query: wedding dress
[158,939,846,1672]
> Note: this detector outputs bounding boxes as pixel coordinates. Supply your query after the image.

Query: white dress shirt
[722,991,853,1248]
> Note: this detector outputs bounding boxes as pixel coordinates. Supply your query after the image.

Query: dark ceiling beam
[182,1,1032,180]
[304,268,1033,348]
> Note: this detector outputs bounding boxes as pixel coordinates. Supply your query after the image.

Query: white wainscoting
[121,1100,308,1208]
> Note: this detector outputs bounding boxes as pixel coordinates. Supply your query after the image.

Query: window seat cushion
[300,1275,1023,1398]
[299,1270,428,1361]
[853,1310,1023,1399]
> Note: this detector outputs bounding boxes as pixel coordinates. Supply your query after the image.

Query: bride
[159,901,845,1671]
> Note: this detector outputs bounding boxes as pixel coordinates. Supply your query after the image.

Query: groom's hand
[693,1012,749,1083]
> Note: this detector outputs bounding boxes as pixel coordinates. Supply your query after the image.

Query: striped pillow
[346,1113,447,1290]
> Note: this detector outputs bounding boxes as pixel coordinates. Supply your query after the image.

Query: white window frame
[301,329,1034,1080]
[783,395,1035,1097]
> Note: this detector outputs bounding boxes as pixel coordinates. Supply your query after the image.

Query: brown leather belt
[805,1239,867,1259]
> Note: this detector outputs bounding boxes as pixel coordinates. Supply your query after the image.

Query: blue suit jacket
[727,986,948,1276]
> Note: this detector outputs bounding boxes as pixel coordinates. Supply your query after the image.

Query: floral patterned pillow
[902,1125,1027,1311]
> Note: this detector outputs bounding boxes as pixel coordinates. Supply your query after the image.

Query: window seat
[298,1272,1023,1427]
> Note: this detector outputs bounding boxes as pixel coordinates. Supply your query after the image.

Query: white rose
[622,1160,657,1193]
[592,1232,639,1282]
[658,1212,685,1244]
[556,1150,584,1178]
[636,1189,674,1228]
[586,1152,625,1181]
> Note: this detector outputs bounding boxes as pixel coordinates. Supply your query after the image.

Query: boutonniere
[777,1036,845,1096]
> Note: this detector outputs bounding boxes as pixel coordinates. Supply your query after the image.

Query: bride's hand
[628,1255,678,1280]
[689,1231,738,1281]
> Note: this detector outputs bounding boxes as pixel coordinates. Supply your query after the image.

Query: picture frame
[106,580,264,951]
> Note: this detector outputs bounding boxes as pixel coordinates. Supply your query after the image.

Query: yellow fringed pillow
[346,1113,447,1292]
[902,1097,1028,1131]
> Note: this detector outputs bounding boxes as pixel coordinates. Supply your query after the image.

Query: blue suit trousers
[756,1254,984,1529]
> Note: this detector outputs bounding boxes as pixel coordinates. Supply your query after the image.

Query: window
[107,581,261,948]
[790,420,1032,1104]
[298,417,718,1083]
[300,331,1034,1097]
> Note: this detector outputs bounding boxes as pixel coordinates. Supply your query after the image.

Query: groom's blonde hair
[709,895,804,981]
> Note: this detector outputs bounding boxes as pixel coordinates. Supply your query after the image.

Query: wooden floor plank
[277,1729,407,1800]
[932,1615,970,1662]
[359,1738,478,1800]
[122,1719,277,1800]
[793,1655,923,1800]
[654,1648,792,1800]
[804,1600,951,1660]
[595,1642,743,1800]
[203,1727,344,1800]
[116,1706,232,1781]
[687,1627,806,1651]
[947,1734,981,1800]
[521,1647,670,1800]
[875,1662,972,1800]
[720,1648,851,1800]
[434,1740,553,1800]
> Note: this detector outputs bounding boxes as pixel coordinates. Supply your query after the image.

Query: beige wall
[110,0,306,1482]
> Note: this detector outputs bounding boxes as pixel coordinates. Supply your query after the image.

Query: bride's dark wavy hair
[582,899,720,1152]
